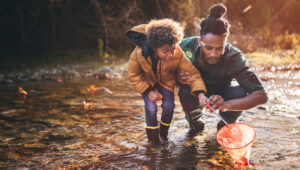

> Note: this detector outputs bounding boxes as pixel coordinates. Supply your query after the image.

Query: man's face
[200,33,226,65]
[154,44,176,62]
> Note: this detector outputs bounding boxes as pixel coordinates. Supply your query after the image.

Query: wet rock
[30,72,41,81]
[98,87,113,95]
[18,87,43,96]
[4,79,14,84]
[0,63,127,84]
[100,67,116,73]
[28,90,43,95]
[44,75,63,83]
[87,85,113,95]
[257,106,267,110]
[245,111,255,114]
[92,67,122,79]
[73,71,81,78]
[1,109,17,115]
[51,69,57,74]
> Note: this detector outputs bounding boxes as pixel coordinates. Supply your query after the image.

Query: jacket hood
[126,24,146,48]
[126,24,151,58]
[129,24,146,34]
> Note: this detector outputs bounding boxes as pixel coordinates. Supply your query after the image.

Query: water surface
[0,70,299,169]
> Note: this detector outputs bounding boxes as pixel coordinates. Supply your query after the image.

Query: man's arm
[207,90,268,111]
[212,50,268,111]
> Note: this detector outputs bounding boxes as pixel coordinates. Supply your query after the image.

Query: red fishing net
[217,123,256,166]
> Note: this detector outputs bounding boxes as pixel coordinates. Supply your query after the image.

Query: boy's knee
[162,102,175,114]
[145,107,157,115]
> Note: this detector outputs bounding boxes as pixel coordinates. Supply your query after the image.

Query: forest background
[1,0,299,72]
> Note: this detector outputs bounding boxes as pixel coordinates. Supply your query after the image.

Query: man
[178,3,268,133]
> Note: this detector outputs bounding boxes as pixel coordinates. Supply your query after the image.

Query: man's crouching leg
[178,85,205,134]
[187,108,205,134]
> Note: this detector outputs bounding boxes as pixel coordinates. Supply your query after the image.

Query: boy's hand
[148,91,163,102]
[198,93,208,107]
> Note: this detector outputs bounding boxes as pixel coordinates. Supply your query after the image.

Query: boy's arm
[178,48,207,96]
[126,47,151,94]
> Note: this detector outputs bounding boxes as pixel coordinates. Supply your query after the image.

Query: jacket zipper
[159,60,170,87]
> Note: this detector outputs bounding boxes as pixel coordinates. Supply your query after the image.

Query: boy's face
[154,44,176,62]
[200,33,226,65]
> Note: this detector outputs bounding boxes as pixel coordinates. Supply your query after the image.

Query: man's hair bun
[209,3,227,19]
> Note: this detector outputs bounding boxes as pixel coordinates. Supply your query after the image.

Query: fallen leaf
[18,87,28,95]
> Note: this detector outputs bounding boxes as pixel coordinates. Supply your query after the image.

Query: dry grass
[245,46,300,69]
[228,30,300,69]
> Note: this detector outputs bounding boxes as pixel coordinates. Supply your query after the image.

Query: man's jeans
[142,85,175,127]
[178,85,247,129]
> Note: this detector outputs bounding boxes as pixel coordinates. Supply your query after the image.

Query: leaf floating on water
[207,158,222,167]
[83,101,95,110]
[18,87,28,95]
[137,165,150,170]
[87,85,99,95]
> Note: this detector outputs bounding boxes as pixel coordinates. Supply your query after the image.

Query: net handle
[206,104,228,125]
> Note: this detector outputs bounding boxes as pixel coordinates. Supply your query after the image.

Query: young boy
[126,19,207,149]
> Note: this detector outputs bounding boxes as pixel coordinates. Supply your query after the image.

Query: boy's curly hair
[146,18,184,49]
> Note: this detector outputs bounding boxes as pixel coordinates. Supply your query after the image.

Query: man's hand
[176,69,191,85]
[198,93,208,107]
[207,95,228,112]
[148,91,163,102]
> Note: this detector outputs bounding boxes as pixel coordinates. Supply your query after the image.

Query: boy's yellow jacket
[126,24,206,96]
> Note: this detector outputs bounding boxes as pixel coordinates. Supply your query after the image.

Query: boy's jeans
[178,84,247,129]
[142,85,175,127]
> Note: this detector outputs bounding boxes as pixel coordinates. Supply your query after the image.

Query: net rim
[216,123,256,150]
